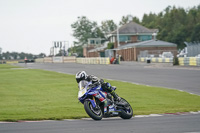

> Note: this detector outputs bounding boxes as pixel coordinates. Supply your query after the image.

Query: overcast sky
[0,0,199,55]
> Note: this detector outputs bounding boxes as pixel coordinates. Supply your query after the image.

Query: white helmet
[75,71,88,83]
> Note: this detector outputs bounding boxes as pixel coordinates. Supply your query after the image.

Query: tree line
[0,50,46,60]
[71,5,200,50]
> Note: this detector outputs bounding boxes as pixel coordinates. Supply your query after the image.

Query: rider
[75,71,121,102]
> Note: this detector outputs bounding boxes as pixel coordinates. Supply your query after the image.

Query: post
[117,26,120,47]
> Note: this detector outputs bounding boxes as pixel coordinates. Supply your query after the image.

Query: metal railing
[184,42,200,57]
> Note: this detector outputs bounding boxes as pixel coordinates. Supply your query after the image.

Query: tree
[0,47,2,60]
[38,53,46,58]
[142,5,200,49]
[0,51,44,60]
[142,12,157,28]
[0,47,2,54]
[68,44,83,57]
[191,23,200,41]
[119,16,129,25]
[92,27,105,39]
[101,20,117,39]
[71,16,103,45]
[107,42,114,49]
[119,15,140,25]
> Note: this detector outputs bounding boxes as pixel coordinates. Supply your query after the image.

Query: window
[138,35,152,41]
[119,35,131,42]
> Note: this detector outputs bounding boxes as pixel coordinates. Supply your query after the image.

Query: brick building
[85,22,177,61]
[87,44,107,57]
[109,21,158,48]
[115,40,177,61]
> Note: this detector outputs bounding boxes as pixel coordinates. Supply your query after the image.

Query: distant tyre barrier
[53,57,63,63]
[5,61,19,64]
[35,58,44,63]
[76,57,110,64]
[44,57,53,63]
[178,57,200,66]
[63,56,76,63]
[0,60,24,64]
[34,57,110,64]
[138,57,173,63]
[35,56,76,63]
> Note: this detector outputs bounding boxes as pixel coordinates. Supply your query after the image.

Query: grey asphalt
[1,114,200,133]
[17,62,200,95]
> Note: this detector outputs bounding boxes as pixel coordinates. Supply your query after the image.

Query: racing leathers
[86,75,121,101]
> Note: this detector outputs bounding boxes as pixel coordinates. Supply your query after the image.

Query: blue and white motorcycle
[78,80,133,120]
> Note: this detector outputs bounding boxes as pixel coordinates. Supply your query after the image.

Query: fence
[2,57,111,65]
[76,57,110,64]
[138,50,177,58]
[178,57,200,66]
[63,56,76,63]
[0,60,24,64]
[184,42,200,57]
[43,57,52,63]
[138,57,200,66]
[35,56,109,64]
[35,58,44,63]
[35,56,76,63]
[138,57,173,63]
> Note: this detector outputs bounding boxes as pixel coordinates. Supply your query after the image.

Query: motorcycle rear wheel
[84,100,103,120]
[119,98,133,119]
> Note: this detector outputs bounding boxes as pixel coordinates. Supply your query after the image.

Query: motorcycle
[78,80,133,120]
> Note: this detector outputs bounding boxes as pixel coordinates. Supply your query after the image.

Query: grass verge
[0,64,200,121]
[0,64,21,69]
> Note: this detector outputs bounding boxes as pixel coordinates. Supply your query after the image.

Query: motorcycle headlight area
[78,88,87,98]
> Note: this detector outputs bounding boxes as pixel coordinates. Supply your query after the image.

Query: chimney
[152,32,157,40]
[128,15,133,23]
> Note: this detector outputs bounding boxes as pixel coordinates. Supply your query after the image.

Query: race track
[1,114,200,133]
[17,62,200,95]
[4,62,199,133]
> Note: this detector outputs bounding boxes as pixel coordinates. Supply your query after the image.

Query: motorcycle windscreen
[78,80,89,98]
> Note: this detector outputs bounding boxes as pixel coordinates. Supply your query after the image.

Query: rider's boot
[110,90,121,102]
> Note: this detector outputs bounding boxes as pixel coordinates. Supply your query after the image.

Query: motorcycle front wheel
[84,100,103,120]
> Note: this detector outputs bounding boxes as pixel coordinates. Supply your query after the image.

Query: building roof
[115,40,177,50]
[111,22,158,35]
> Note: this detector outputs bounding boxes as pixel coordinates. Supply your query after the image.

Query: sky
[0,0,200,55]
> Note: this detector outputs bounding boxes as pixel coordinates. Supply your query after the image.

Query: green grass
[0,64,200,121]
[0,64,21,69]
[107,80,200,115]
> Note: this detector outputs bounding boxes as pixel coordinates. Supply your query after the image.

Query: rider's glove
[106,82,111,88]
[89,81,100,89]
[99,79,104,85]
